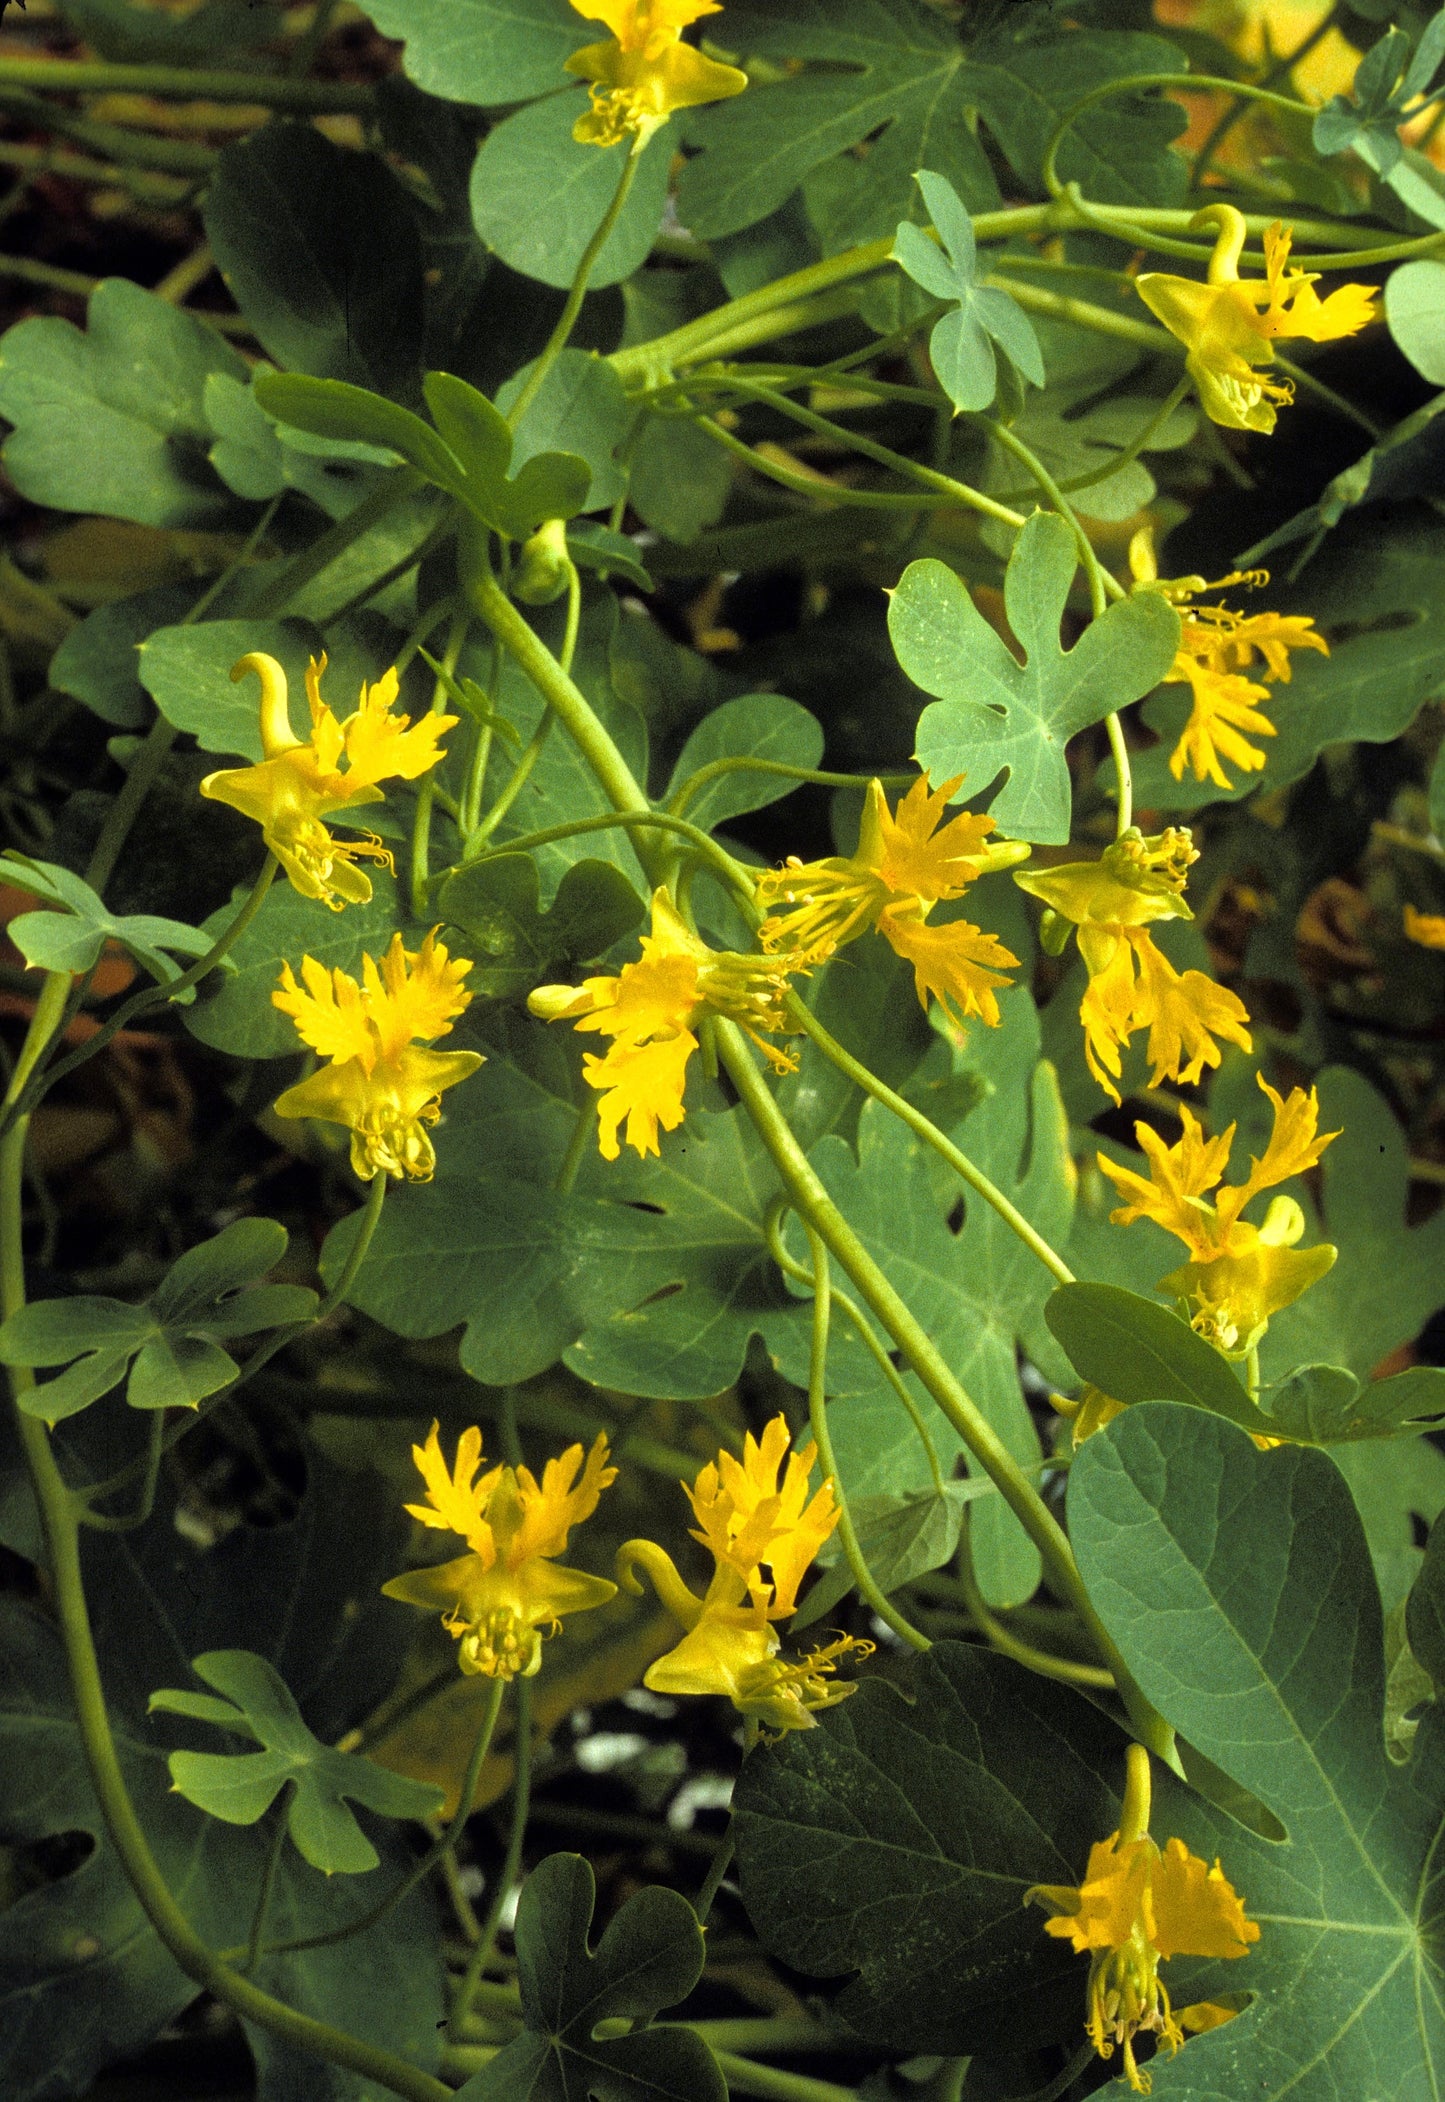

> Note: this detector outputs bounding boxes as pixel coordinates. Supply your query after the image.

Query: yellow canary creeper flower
[383,1423,617,1678]
[1100,1073,1339,1354]
[1028,1746,1258,2093]
[1053,1383,1127,1448]
[757,775,1029,1031]
[528,888,814,1161]
[201,654,456,910]
[272,930,482,1183]
[566,0,746,147]
[1137,208,1376,434]
[1128,529,1328,790]
[1015,827,1252,1104]
[617,1416,871,1739]
[1404,904,1445,950]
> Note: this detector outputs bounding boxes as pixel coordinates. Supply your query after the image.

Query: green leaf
[732,1639,1125,2053]
[470,96,673,291]
[455,1852,725,2102]
[151,1650,442,1873]
[0,1595,444,2099]
[0,1220,314,1425]
[203,126,425,404]
[677,0,989,242]
[0,278,250,527]
[49,584,192,729]
[0,852,213,984]
[892,171,1043,414]
[785,994,1073,1605]
[627,413,731,544]
[496,350,631,513]
[1407,1510,1445,1691]
[354,0,592,105]
[438,854,643,1001]
[665,691,824,832]
[1070,1402,1445,2099]
[1385,259,1445,383]
[1133,512,1445,811]
[255,371,465,495]
[1262,1362,1445,1443]
[794,1480,991,1629]
[898,510,1181,842]
[1044,1281,1262,1433]
[49,0,273,61]
[984,388,1197,526]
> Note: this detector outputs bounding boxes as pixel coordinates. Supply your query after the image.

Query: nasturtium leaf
[1385,259,1445,383]
[1407,1511,1445,1693]
[1262,1361,1445,1442]
[204,126,425,405]
[1133,512,1445,811]
[984,389,1198,526]
[138,616,321,759]
[1071,1403,1445,2098]
[1045,1282,1261,1434]
[733,1638,1125,2053]
[470,95,673,292]
[151,1650,442,1874]
[793,1479,991,1629]
[353,0,591,106]
[892,171,1043,415]
[0,852,214,986]
[565,520,653,592]
[496,350,631,514]
[455,1852,725,2102]
[627,413,731,545]
[0,279,250,528]
[0,1596,444,2101]
[782,991,1072,1605]
[899,510,1181,842]
[665,690,824,833]
[439,854,643,1002]
[0,1219,316,1423]
[49,584,193,729]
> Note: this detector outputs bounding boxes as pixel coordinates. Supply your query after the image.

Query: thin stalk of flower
[799,1222,930,1650]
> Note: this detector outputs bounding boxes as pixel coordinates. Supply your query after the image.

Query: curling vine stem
[954,1508,1116,1692]
[448,1677,533,2043]
[506,138,644,430]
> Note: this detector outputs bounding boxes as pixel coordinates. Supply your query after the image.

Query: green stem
[463,804,749,898]
[0,56,375,110]
[954,1511,1115,1692]
[790,1006,1075,1288]
[800,1224,930,1651]
[84,711,178,895]
[1270,352,1381,438]
[692,1832,734,1926]
[448,1677,532,2044]
[710,2052,859,2102]
[0,86,218,172]
[1191,6,1341,193]
[411,618,468,919]
[507,141,644,430]
[1106,713,1134,839]
[246,470,426,621]
[669,757,913,818]
[1040,74,1310,211]
[714,1020,1174,1766]
[244,1814,289,1974]
[2,1130,449,2102]
[464,562,581,857]
[4,858,279,1132]
[80,1409,166,1534]
[460,630,500,837]
[239,1679,507,1961]
[686,409,968,516]
[554,1095,598,1196]
[764,1199,945,1496]
[990,376,1192,506]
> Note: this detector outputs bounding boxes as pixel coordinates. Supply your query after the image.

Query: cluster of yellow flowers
[383,1413,867,1737]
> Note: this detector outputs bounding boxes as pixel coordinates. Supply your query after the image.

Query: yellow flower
[618,1416,872,1739]
[272,929,482,1182]
[1100,1073,1339,1353]
[1404,904,1445,950]
[1053,1382,1127,1448]
[566,0,746,148]
[383,1422,618,1678]
[1128,529,1328,790]
[528,888,813,1161]
[1028,1745,1258,2093]
[1137,207,1376,433]
[756,774,1028,1032]
[1015,827,1252,1104]
[201,654,456,910]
